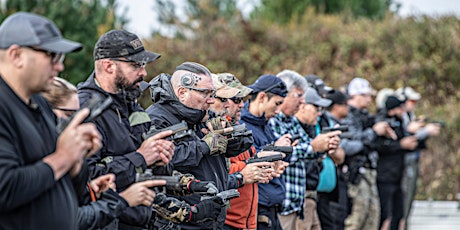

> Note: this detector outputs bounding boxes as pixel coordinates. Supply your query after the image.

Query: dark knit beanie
[385,95,404,110]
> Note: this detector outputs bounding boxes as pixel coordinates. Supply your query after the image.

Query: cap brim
[318,86,334,96]
[216,86,240,98]
[127,50,161,64]
[313,98,332,107]
[41,38,83,53]
[408,93,421,100]
[235,85,253,97]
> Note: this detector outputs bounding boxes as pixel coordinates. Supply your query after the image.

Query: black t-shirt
[0,77,79,229]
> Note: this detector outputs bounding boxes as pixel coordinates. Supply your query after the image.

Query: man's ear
[7,45,24,68]
[102,59,115,74]
[257,92,268,104]
[176,86,188,102]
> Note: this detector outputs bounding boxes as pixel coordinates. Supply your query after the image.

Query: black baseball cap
[325,90,349,106]
[385,95,405,111]
[0,12,82,53]
[94,29,160,63]
[247,74,288,97]
[305,74,334,96]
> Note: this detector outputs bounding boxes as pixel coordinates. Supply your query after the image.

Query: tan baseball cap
[217,73,253,97]
[211,73,240,98]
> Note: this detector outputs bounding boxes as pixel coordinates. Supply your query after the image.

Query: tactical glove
[165,172,218,196]
[208,116,231,131]
[202,132,227,155]
[189,196,224,223]
[188,181,219,195]
[151,193,191,223]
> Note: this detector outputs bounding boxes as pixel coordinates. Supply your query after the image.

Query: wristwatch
[234,172,244,187]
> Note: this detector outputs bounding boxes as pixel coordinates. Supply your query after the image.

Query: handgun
[262,145,293,155]
[201,189,240,203]
[213,124,247,136]
[321,125,348,133]
[136,169,218,196]
[246,153,284,164]
[143,120,192,142]
[56,94,113,133]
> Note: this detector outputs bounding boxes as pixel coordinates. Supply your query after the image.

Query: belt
[305,190,317,201]
[258,215,272,228]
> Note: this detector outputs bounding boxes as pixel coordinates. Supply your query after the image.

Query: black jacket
[78,188,129,229]
[0,77,80,229]
[374,113,413,184]
[146,74,228,229]
[78,72,170,228]
[341,106,379,168]
[75,163,129,230]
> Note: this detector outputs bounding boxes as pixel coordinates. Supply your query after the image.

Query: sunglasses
[54,107,78,118]
[110,58,146,70]
[229,97,244,104]
[216,97,228,102]
[185,86,216,99]
[25,46,65,64]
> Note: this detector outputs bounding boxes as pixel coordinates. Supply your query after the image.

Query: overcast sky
[117,0,460,38]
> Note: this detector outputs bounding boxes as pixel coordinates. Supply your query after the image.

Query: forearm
[0,161,56,211]
[43,151,75,180]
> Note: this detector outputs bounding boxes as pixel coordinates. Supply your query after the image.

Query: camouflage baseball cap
[211,73,240,98]
[217,73,252,97]
[94,29,160,63]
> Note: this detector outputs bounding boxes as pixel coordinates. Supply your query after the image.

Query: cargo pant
[344,169,380,230]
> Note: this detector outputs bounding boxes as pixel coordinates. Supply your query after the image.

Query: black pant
[317,193,346,230]
[257,204,282,230]
[337,174,349,230]
[378,182,403,230]
[317,194,335,230]
[222,224,242,230]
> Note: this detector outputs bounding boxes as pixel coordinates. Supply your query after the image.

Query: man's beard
[115,69,143,101]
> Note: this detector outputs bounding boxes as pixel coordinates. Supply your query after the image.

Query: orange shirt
[225,146,258,229]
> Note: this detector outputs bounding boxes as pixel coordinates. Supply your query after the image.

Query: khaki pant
[297,198,321,230]
[279,212,298,230]
[345,169,380,230]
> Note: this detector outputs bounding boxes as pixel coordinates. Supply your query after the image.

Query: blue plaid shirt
[268,112,315,218]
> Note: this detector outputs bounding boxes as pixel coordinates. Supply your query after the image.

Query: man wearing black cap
[77,29,177,229]
[0,12,101,229]
[239,74,291,230]
[323,90,363,230]
[374,96,418,230]
[305,74,334,97]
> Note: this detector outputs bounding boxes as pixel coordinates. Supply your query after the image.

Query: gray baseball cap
[304,87,332,107]
[0,12,82,53]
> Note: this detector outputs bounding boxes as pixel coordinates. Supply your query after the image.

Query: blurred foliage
[143,1,460,200]
[252,0,393,23]
[0,0,127,85]
[2,0,458,200]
